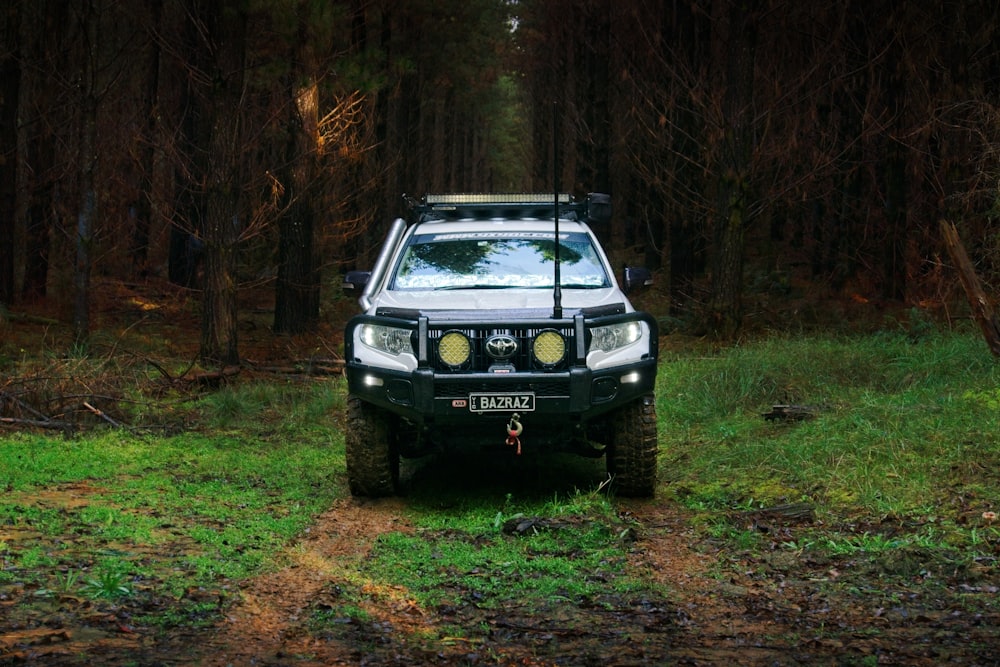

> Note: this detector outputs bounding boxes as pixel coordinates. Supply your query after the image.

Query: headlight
[360,324,413,355]
[590,321,642,353]
[532,330,566,365]
[438,331,471,367]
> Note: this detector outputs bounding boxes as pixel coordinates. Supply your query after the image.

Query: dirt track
[5,443,1000,666]
[4,488,1000,665]
[190,494,999,666]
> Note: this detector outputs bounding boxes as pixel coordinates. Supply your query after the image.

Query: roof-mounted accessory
[405,192,609,225]
[423,193,572,205]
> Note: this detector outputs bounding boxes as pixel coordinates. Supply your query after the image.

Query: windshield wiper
[434,284,514,290]
[433,283,604,290]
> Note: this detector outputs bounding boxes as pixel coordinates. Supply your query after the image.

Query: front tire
[606,395,658,497]
[345,395,400,497]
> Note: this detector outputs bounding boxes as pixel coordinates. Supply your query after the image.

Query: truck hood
[369,288,632,318]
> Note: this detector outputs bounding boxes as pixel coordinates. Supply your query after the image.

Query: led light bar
[424,193,572,205]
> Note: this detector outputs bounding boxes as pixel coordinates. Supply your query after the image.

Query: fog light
[363,375,384,387]
[438,331,471,367]
[533,330,566,365]
[620,371,640,384]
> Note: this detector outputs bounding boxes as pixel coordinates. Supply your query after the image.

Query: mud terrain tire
[606,395,658,497]
[345,395,400,496]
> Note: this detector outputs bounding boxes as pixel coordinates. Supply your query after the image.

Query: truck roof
[408,218,591,236]
[406,192,608,226]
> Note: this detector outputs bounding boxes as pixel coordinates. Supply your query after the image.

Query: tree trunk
[200,193,240,367]
[73,0,98,349]
[883,140,908,300]
[130,0,162,278]
[198,2,245,367]
[706,0,757,339]
[709,193,747,338]
[274,7,320,335]
[19,1,67,301]
[21,176,51,300]
[274,200,316,334]
[0,3,18,305]
[168,0,209,291]
[940,220,1000,357]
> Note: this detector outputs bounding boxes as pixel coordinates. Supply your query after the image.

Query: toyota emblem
[485,334,518,359]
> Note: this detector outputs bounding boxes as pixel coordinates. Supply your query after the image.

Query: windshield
[391,231,611,290]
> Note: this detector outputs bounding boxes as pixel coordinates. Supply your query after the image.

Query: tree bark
[940,220,1000,357]
[19,1,67,301]
[130,0,163,278]
[198,1,246,367]
[274,5,320,335]
[0,3,18,305]
[168,0,208,290]
[706,0,757,339]
[73,0,99,349]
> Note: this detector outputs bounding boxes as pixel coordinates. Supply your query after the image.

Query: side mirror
[622,266,653,295]
[342,270,371,297]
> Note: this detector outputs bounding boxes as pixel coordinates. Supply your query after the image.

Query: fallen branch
[0,304,60,326]
[242,357,345,376]
[0,390,51,422]
[185,365,241,387]
[762,404,817,421]
[502,516,571,536]
[738,502,816,528]
[82,401,123,428]
[143,356,175,381]
[940,219,1000,357]
[248,362,344,376]
[0,416,73,434]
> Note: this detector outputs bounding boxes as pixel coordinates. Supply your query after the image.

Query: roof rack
[406,192,585,225]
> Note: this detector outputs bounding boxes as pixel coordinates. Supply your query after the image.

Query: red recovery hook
[505,413,523,455]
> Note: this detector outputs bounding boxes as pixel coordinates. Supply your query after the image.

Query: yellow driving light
[533,330,566,365]
[438,331,471,367]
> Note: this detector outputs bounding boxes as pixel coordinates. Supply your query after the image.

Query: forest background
[1,0,999,366]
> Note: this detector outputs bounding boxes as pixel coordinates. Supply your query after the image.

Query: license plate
[469,392,535,413]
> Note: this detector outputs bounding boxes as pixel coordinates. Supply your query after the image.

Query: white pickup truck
[342,193,658,497]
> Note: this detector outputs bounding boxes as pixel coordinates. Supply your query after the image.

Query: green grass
[658,327,1000,569]
[0,379,346,626]
[660,330,1000,505]
[363,491,642,611]
[304,487,659,654]
[2,326,999,637]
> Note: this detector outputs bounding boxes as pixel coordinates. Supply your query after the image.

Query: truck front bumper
[345,357,657,425]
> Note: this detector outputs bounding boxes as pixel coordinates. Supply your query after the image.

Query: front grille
[427,325,575,373]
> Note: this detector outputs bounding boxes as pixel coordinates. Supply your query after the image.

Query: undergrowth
[1,325,999,638]
[0,379,346,628]
[657,326,1000,572]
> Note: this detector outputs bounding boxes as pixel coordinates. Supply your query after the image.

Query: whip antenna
[552,103,562,319]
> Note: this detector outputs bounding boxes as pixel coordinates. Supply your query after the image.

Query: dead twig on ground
[82,401,123,429]
[762,404,818,421]
[0,416,74,435]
